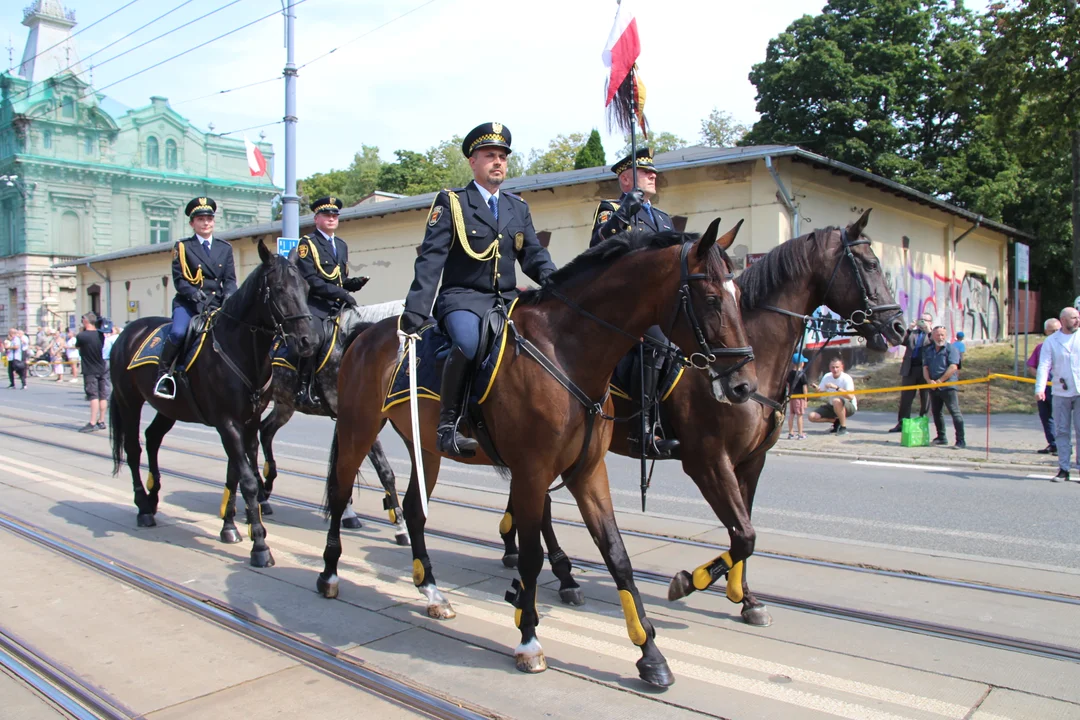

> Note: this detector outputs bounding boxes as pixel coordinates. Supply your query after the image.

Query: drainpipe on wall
[84,261,111,321]
[765,156,799,239]
[952,216,983,251]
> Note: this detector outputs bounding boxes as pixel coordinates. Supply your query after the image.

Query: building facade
[0,0,277,331]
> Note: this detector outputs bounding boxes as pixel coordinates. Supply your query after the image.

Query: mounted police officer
[400,122,557,457]
[591,148,679,458]
[155,197,237,399]
[294,196,369,406]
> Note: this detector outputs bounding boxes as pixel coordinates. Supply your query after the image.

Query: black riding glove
[193,289,208,305]
[400,310,433,336]
[340,293,358,308]
[615,189,645,224]
[342,276,369,292]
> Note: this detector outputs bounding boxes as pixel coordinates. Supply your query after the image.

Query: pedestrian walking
[1028,318,1061,454]
[889,313,932,432]
[1035,306,1080,482]
[5,328,28,389]
[75,313,110,432]
[786,353,809,439]
[65,328,80,382]
[923,326,966,448]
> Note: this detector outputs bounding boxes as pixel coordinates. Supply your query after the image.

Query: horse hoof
[317,574,339,599]
[342,517,363,530]
[260,502,274,517]
[502,553,518,569]
[667,571,693,602]
[426,603,457,620]
[742,604,773,627]
[394,532,411,546]
[219,527,242,544]
[637,657,675,688]
[250,549,275,568]
[559,587,586,606]
[514,640,547,674]
[136,513,156,528]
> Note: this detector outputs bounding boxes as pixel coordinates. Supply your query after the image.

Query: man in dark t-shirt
[75,312,110,433]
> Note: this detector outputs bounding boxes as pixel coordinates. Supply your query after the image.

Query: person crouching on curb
[808,357,857,435]
[923,325,966,448]
[787,353,809,439]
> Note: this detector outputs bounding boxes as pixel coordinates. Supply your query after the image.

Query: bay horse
[109,240,316,567]
[321,221,756,687]
[500,210,906,625]
[259,301,409,545]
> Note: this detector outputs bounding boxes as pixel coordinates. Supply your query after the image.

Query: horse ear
[257,239,272,264]
[695,217,722,259]
[717,219,744,250]
[848,208,872,238]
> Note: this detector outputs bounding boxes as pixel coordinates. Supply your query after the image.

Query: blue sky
[4,0,992,185]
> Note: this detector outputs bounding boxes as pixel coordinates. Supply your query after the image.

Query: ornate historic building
[0,0,278,330]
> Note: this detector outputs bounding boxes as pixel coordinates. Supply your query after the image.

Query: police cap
[311,196,343,215]
[611,147,657,176]
[462,122,512,158]
[185,197,217,217]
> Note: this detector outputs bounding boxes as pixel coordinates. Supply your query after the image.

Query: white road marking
[853,460,952,472]
[1025,474,1055,480]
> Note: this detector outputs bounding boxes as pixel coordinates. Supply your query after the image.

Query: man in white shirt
[1036,306,1080,481]
[808,357,857,435]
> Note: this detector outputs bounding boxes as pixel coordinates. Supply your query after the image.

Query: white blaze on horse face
[723,279,737,300]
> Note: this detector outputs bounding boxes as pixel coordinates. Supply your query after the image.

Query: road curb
[771,447,1059,473]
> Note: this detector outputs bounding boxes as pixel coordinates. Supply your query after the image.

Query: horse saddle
[272,315,339,374]
[382,302,514,413]
[128,313,213,372]
[610,345,685,408]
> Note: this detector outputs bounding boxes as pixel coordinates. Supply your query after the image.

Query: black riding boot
[437,346,479,457]
[632,350,679,458]
[295,356,315,407]
[154,338,181,399]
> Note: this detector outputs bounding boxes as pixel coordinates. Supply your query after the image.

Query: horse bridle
[259,271,313,342]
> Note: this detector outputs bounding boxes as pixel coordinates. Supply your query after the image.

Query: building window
[150,219,171,244]
[84,135,94,155]
[62,96,75,118]
[165,139,177,170]
[146,136,159,167]
[43,130,52,149]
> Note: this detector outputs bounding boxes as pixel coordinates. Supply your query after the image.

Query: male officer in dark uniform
[293,196,368,405]
[155,197,237,399]
[591,148,678,458]
[399,122,557,457]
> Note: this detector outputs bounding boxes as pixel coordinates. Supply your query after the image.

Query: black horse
[110,240,316,567]
[259,301,409,545]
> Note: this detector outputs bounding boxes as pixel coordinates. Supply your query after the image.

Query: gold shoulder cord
[305,237,341,283]
[447,191,500,288]
[177,242,204,286]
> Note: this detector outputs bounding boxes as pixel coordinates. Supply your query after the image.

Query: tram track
[2,425,1078,665]
[0,511,500,720]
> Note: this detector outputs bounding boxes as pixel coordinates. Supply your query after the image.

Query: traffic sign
[277,237,299,257]
[1015,242,1029,283]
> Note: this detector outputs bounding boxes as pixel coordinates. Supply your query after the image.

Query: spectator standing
[923,325,966,448]
[65,329,80,382]
[1028,318,1061,454]
[75,313,110,432]
[952,331,966,372]
[786,353,809,440]
[890,313,933,432]
[1035,306,1080,482]
[48,329,65,381]
[808,357,857,435]
[101,319,118,364]
[5,328,28,389]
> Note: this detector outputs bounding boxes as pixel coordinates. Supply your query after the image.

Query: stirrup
[437,421,478,458]
[154,374,176,400]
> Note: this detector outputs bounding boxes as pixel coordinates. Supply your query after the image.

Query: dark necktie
[644,202,655,224]
[202,239,211,255]
[329,236,337,259]
[488,195,498,222]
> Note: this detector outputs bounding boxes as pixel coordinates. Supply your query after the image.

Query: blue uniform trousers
[443,310,481,361]
[168,303,195,345]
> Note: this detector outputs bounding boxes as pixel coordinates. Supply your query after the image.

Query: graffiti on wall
[882,261,1002,343]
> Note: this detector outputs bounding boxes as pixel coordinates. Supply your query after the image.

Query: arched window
[43,130,52,149]
[61,96,74,118]
[165,139,178,170]
[146,136,159,167]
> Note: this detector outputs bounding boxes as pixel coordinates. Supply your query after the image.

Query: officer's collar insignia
[492,122,503,134]
[428,205,444,226]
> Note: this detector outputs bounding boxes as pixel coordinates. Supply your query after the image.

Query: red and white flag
[244,134,267,177]
[602,0,640,106]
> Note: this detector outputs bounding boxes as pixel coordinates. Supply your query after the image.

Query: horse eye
[706,295,721,307]
[865,260,878,271]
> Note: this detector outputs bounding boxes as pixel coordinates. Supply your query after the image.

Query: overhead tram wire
[5,0,144,75]
[215,120,283,136]
[170,0,441,108]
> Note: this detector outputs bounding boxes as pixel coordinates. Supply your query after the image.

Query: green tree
[700,109,749,147]
[525,133,587,175]
[574,129,606,169]
[377,150,435,195]
[616,130,688,158]
[297,169,354,209]
[343,145,383,200]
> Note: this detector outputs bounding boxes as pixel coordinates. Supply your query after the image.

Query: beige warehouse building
[61,145,1027,345]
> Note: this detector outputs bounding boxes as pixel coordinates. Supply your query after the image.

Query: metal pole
[629,66,638,192]
[639,344,647,511]
[281,0,299,241]
[1013,243,1019,376]
[1024,281,1030,375]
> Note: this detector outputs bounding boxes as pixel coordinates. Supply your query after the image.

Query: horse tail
[322,427,340,520]
[109,393,124,477]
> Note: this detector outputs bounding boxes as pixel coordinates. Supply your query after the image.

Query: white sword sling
[399,328,430,519]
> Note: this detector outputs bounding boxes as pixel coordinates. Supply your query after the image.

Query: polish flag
[602,1,640,106]
[244,134,267,177]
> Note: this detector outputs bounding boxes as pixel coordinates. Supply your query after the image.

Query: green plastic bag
[901,416,930,447]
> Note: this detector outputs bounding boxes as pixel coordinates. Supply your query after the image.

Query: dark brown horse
[320,221,756,687]
[110,240,316,567]
[501,211,906,625]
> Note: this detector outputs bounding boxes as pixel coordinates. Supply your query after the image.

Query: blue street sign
[277,237,299,257]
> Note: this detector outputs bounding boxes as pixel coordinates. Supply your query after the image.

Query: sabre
[400,328,430,519]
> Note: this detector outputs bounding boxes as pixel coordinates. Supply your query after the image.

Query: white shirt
[196,233,213,249]
[818,371,857,410]
[472,181,500,208]
[1036,329,1080,397]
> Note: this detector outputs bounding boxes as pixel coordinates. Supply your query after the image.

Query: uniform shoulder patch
[298,243,309,259]
[428,205,445,226]
[172,245,179,260]
[597,210,613,225]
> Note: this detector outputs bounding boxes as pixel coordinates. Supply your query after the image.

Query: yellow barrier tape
[792,372,1034,400]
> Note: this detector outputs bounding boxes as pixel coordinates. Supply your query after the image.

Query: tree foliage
[700,109,749,147]
[574,129,607,169]
[616,131,688,158]
[525,133,586,175]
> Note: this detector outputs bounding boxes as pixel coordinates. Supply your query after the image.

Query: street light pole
[281,0,299,242]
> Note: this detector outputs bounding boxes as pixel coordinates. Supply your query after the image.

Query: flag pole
[630,64,638,192]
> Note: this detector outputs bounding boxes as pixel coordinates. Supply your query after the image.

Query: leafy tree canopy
[574,129,607,169]
[700,109,749,147]
[616,130,688,158]
[525,133,587,175]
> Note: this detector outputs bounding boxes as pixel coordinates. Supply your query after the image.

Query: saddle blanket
[271,316,339,374]
[127,321,209,372]
[609,349,685,404]
[381,303,513,412]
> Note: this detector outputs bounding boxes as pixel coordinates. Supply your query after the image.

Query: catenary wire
[5,0,144,75]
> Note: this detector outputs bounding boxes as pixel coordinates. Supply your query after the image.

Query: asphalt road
[6,380,1080,571]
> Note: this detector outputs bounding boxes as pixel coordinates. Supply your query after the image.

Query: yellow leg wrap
[412,559,425,586]
[498,512,513,535]
[618,589,648,646]
[514,607,523,628]
[389,508,397,524]
[219,488,231,519]
[262,461,271,479]
[145,474,155,492]
[726,560,745,604]
[692,551,735,591]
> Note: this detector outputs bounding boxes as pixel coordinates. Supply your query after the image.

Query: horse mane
[219,257,272,318]
[737,227,835,311]
[518,229,732,306]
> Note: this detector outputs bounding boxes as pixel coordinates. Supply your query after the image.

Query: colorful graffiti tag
[883,263,1002,343]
